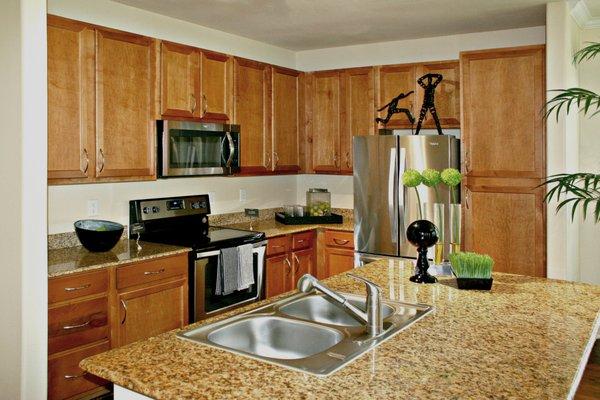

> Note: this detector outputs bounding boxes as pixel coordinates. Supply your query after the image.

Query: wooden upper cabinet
[377,64,416,128]
[200,50,233,121]
[463,177,545,277]
[340,67,375,173]
[415,61,460,128]
[272,67,302,172]
[160,41,200,118]
[95,28,156,179]
[233,58,271,173]
[47,16,95,183]
[461,46,545,178]
[311,71,342,173]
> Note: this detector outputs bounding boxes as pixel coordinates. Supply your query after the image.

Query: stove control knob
[142,207,151,214]
[152,206,160,213]
[191,202,200,210]
[202,217,208,223]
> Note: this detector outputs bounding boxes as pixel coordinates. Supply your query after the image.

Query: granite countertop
[221,218,354,237]
[48,239,191,278]
[80,260,600,400]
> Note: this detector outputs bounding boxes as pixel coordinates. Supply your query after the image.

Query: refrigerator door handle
[398,147,407,244]
[388,148,398,243]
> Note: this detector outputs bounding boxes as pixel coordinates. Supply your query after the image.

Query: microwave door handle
[225,133,235,169]
[220,135,227,166]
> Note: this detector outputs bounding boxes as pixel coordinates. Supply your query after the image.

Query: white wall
[297,175,354,210]
[0,0,48,398]
[47,0,296,69]
[578,27,600,284]
[546,1,582,281]
[296,26,546,71]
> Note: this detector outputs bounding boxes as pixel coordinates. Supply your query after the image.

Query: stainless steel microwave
[157,120,240,177]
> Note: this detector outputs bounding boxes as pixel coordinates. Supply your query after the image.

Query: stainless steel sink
[279,295,395,326]
[178,291,432,376]
[206,316,344,360]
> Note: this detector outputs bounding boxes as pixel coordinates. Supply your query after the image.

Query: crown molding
[571,0,600,29]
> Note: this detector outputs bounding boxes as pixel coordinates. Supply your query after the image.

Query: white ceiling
[113,0,552,50]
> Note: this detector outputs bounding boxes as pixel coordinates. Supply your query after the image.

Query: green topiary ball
[402,169,423,187]
[441,168,462,187]
[421,168,441,187]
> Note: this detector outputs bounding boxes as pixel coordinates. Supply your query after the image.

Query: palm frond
[573,42,600,64]
[540,173,600,223]
[545,88,600,121]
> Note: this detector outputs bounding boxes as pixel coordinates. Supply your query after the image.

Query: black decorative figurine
[406,220,438,284]
[414,73,443,135]
[376,91,415,125]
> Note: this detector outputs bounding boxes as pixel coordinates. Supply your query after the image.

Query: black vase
[406,220,438,284]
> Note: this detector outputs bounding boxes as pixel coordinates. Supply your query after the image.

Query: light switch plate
[239,189,247,203]
[87,199,99,217]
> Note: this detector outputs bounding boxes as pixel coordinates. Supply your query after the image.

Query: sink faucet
[297,274,384,337]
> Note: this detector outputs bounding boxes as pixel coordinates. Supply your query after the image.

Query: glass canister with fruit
[306,188,332,216]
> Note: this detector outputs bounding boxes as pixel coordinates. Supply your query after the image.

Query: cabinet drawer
[267,235,290,256]
[48,297,109,355]
[292,231,313,251]
[117,254,187,290]
[48,340,110,400]
[49,269,109,304]
[325,230,354,249]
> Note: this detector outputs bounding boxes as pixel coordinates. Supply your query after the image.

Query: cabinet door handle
[333,238,350,246]
[464,150,471,174]
[120,299,127,325]
[345,151,350,169]
[265,153,271,169]
[143,268,165,275]
[83,148,89,174]
[333,153,339,168]
[284,258,292,275]
[202,93,208,116]
[64,284,91,292]
[293,254,300,274]
[465,189,471,210]
[64,373,87,380]
[190,93,197,113]
[62,320,91,330]
[98,148,105,173]
[273,152,279,167]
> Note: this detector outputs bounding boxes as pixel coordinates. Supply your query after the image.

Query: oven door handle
[195,241,268,259]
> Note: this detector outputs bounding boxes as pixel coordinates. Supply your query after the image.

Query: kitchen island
[80,260,600,399]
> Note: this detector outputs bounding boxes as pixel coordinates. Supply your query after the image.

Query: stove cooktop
[140,227,265,252]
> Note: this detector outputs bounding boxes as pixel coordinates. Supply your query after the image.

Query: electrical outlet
[87,199,99,217]
[239,189,247,203]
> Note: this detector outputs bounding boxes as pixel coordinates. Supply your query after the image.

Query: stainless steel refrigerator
[353,134,460,260]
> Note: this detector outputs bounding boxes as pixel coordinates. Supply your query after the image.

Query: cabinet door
[200,50,233,121]
[265,254,293,298]
[117,277,187,346]
[340,67,375,174]
[415,61,460,128]
[292,248,314,287]
[160,41,200,118]
[96,28,156,179]
[324,247,355,277]
[461,46,545,178]
[377,64,416,128]
[47,16,95,183]
[234,58,271,173]
[311,71,341,173]
[272,67,302,172]
[463,177,546,277]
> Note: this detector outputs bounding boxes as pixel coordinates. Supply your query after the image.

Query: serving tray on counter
[275,212,343,225]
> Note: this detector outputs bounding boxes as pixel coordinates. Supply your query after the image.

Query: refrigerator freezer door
[353,135,399,256]
[398,135,460,258]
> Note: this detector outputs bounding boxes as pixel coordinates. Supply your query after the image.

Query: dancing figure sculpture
[376,91,415,125]
[414,73,443,135]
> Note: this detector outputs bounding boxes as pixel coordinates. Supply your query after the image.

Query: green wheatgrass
[449,251,494,279]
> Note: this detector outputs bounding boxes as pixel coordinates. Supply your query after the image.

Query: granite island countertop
[221,218,354,237]
[80,260,600,400]
[48,239,191,278]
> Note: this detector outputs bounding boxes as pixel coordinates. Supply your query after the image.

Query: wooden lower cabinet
[324,247,355,277]
[463,177,546,277]
[265,254,293,298]
[265,232,315,298]
[48,253,189,399]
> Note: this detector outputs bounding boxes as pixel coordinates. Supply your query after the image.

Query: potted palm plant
[543,42,600,222]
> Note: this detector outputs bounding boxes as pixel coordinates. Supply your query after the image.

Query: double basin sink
[178,291,433,376]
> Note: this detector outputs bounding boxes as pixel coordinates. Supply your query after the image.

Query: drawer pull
[62,321,90,330]
[64,284,91,292]
[333,239,350,245]
[64,373,87,380]
[297,240,304,243]
[271,245,284,249]
[143,268,165,275]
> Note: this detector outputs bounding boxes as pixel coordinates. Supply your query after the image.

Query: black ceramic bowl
[74,219,124,252]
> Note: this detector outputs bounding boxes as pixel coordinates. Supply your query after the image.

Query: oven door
[191,242,266,322]
[158,120,239,177]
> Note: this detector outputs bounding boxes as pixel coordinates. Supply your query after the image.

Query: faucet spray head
[297,274,317,293]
